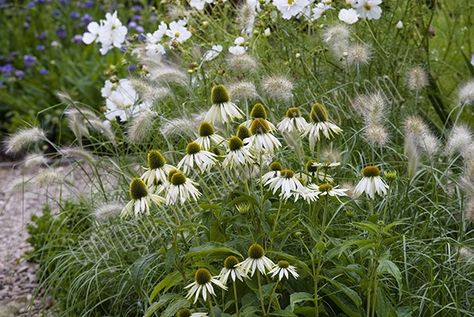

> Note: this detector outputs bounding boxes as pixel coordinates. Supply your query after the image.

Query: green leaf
[377,258,402,298]
[149,271,183,303]
[162,298,190,317]
[289,292,313,312]
[270,310,298,316]
[185,242,242,260]
[321,276,362,308]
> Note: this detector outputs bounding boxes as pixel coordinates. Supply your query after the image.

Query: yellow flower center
[195,268,212,285]
[288,0,295,5]
[174,31,181,38]
[363,166,381,177]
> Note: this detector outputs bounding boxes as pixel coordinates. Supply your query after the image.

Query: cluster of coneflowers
[181,243,298,315]
[121,83,389,217]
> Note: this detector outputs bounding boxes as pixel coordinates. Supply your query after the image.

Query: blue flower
[36,31,48,40]
[39,68,49,75]
[36,44,46,51]
[70,11,80,19]
[81,14,92,25]
[128,64,137,72]
[23,55,37,67]
[1,64,15,76]
[56,27,67,39]
[72,34,83,44]
[15,70,25,79]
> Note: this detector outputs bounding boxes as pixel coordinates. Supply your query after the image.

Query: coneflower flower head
[238,243,275,276]
[304,103,342,151]
[268,260,299,280]
[237,125,251,140]
[165,170,201,205]
[121,177,165,217]
[219,255,246,284]
[178,141,217,174]
[353,165,389,199]
[206,84,243,123]
[306,160,318,173]
[185,268,227,303]
[148,150,166,169]
[277,107,308,134]
[407,66,428,92]
[270,161,282,171]
[229,136,244,151]
[130,177,148,200]
[311,103,328,122]
[196,121,224,150]
[250,103,268,119]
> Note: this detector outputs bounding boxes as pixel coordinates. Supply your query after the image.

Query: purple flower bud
[70,11,80,19]
[1,64,15,76]
[15,70,25,79]
[52,9,60,16]
[23,55,37,67]
[39,68,49,75]
[36,44,45,51]
[84,0,94,8]
[36,31,48,40]
[128,21,137,28]
[128,64,137,72]
[81,14,92,25]
[56,27,67,39]
[72,34,83,44]
[135,26,144,33]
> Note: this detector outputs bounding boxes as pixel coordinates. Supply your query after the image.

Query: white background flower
[166,20,192,44]
[338,8,359,24]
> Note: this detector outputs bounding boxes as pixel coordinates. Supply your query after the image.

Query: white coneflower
[236,124,251,140]
[127,109,157,144]
[121,178,165,217]
[265,169,305,201]
[238,243,275,277]
[458,80,474,105]
[277,107,309,134]
[268,260,299,281]
[261,76,294,102]
[185,268,227,304]
[303,103,343,152]
[219,256,246,285]
[165,170,201,205]
[205,84,243,124]
[141,150,174,187]
[227,81,259,101]
[345,43,371,66]
[195,122,225,150]
[178,141,217,174]
[176,308,208,317]
[403,115,439,158]
[245,118,281,153]
[353,165,389,199]
[308,183,348,198]
[445,125,473,157]
[243,103,276,131]
[364,124,389,147]
[261,161,283,184]
[93,202,123,222]
[223,136,255,170]
[226,54,258,75]
[23,153,48,168]
[407,66,428,92]
[5,127,46,155]
[303,160,335,183]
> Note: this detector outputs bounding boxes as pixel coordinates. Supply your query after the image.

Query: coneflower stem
[266,280,280,314]
[233,281,240,317]
[208,296,215,317]
[257,271,267,316]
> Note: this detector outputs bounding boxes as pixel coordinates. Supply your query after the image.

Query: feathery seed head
[147,150,166,169]
[236,125,251,140]
[228,81,258,101]
[310,103,328,123]
[130,178,148,200]
[226,54,258,74]
[346,44,371,66]
[224,256,239,269]
[364,124,389,147]
[407,66,428,91]
[186,141,201,155]
[5,127,46,155]
[211,84,230,104]
[362,166,381,177]
[261,76,294,101]
[250,118,270,135]
[229,136,244,151]
[195,268,212,285]
[248,243,264,259]
[458,80,474,104]
[198,121,215,137]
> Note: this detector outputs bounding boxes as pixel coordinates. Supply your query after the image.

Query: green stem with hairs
[257,271,267,316]
[233,281,240,317]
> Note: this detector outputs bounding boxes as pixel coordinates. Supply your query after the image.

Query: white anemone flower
[352,0,382,20]
[223,136,255,170]
[145,22,167,57]
[219,256,246,285]
[229,37,247,55]
[121,178,165,217]
[185,268,227,304]
[277,107,309,134]
[244,118,281,153]
[268,260,299,281]
[205,84,244,124]
[265,169,305,201]
[166,19,192,44]
[203,44,223,61]
[189,0,214,10]
[177,141,217,174]
[141,150,174,187]
[303,103,343,152]
[353,165,389,199]
[338,8,359,24]
[195,122,225,150]
[165,170,201,205]
[238,243,275,277]
[273,0,310,20]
